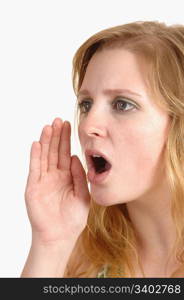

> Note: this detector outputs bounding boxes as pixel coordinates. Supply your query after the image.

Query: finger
[71,155,90,201]
[39,125,52,174]
[58,121,71,170]
[48,117,63,171]
[28,141,41,183]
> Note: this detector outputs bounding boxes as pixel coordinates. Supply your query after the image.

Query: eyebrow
[77,88,142,99]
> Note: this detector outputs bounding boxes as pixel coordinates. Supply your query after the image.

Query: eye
[77,98,137,114]
[78,100,91,114]
[113,99,136,112]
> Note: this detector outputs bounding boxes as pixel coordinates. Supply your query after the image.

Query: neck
[125,178,180,276]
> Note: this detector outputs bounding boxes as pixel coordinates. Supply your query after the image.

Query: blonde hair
[69,20,184,277]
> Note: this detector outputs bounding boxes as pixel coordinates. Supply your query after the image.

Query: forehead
[79,48,151,98]
[85,48,143,74]
[78,48,169,114]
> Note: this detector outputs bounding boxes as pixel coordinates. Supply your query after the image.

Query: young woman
[21,20,184,278]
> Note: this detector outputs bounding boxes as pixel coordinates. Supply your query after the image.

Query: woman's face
[77,48,171,206]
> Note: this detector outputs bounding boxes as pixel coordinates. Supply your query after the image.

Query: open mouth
[90,155,112,174]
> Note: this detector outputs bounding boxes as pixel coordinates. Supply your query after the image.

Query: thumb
[71,155,90,200]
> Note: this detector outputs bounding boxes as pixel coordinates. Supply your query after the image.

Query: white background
[0,0,183,277]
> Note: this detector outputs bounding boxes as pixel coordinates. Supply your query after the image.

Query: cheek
[116,124,167,176]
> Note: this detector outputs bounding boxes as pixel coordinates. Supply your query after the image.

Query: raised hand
[24,117,90,245]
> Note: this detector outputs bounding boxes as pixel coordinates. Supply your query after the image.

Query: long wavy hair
[67,20,184,277]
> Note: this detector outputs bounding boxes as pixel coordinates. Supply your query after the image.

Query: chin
[90,190,120,207]
[90,186,137,207]
[93,197,113,207]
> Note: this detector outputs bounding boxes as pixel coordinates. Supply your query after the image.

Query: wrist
[21,234,78,278]
[31,230,79,250]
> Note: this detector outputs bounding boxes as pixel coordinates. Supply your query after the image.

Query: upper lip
[84,148,112,170]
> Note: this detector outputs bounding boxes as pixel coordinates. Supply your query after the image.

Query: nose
[87,126,105,137]
[79,111,108,138]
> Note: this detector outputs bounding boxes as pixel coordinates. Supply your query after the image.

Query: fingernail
[53,118,62,128]
[53,120,58,128]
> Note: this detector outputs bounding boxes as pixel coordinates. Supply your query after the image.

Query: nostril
[87,127,105,137]
[88,132,100,137]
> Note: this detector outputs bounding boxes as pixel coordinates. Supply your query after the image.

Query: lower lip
[87,167,112,184]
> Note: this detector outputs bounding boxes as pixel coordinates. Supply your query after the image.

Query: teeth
[92,154,101,158]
